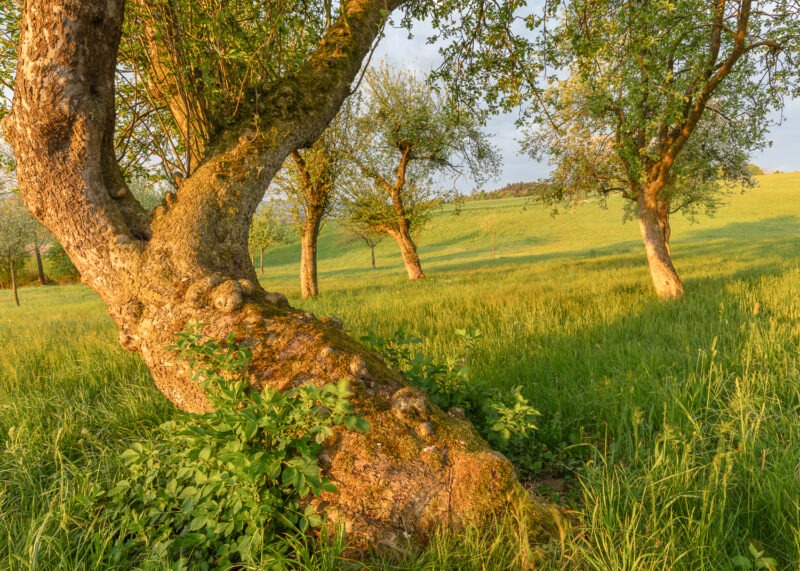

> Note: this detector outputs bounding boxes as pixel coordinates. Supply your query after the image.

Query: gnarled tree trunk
[638,193,684,300]
[300,210,324,298]
[3,0,553,550]
[388,226,424,280]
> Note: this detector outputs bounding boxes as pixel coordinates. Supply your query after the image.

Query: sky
[373,20,800,192]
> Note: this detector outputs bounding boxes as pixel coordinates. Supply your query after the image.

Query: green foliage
[250,201,290,257]
[523,0,800,222]
[0,2,20,122]
[338,63,500,240]
[43,244,79,283]
[361,328,541,474]
[273,100,357,236]
[128,176,167,212]
[102,325,367,569]
[401,0,542,116]
[0,194,34,265]
[116,0,337,179]
[732,543,778,571]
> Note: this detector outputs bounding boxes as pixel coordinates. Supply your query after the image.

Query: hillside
[2,172,800,568]
[258,172,800,296]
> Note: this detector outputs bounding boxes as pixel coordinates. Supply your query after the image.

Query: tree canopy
[519,0,800,298]
[340,63,499,234]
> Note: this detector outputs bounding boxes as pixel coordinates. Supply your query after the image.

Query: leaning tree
[2,0,554,547]
[343,64,500,280]
[524,0,800,300]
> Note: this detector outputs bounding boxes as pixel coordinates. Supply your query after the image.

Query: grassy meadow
[2,173,800,568]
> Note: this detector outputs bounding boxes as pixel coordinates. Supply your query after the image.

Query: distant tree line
[464,181,551,202]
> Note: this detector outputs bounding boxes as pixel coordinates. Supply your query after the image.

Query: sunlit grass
[2,174,800,568]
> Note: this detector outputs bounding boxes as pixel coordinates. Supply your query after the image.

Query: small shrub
[101,325,367,569]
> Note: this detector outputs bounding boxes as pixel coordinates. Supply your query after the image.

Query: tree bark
[2,0,553,549]
[10,259,19,307]
[33,242,49,285]
[388,227,425,280]
[638,194,684,300]
[300,210,324,298]
[370,243,376,269]
[656,199,671,257]
[259,246,265,276]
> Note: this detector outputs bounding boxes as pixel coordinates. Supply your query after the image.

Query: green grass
[2,174,800,568]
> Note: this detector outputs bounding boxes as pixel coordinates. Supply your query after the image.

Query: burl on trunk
[3,0,555,550]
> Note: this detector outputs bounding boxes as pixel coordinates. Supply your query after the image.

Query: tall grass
[2,174,800,568]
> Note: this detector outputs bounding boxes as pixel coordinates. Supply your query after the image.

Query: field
[2,173,800,569]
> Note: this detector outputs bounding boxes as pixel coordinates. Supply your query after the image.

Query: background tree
[275,104,354,298]
[344,63,500,279]
[0,194,33,306]
[524,0,800,300]
[2,0,549,542]
[29,223,51,285]
[339,220,384,269]
[339,162,441,279]
[248,201,289,276]
[481,214,498,259]
[129,175,167,212]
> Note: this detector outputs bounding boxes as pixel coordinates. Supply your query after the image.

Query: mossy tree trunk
[2,0,551,548]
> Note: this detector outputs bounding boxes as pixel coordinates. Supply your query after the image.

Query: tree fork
[3,0,554,549]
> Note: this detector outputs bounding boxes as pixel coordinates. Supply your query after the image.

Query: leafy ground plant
[361,328,541,475]
[102,325,367,569]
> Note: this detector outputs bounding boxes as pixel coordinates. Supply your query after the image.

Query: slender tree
[524,0,800,299]
[0,194,33,306]
[340,221,384,269]
[1,0,545,542]
[339,161,441,279]
[30,226,51,285]
[248,201,289,277]
[344,63,500,279]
